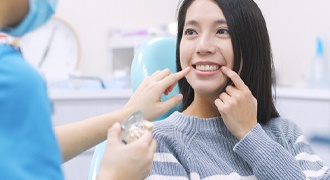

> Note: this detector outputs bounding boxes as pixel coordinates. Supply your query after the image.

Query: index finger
[175,67,191,79]
[220,66,247,90]
[159,67,191,90]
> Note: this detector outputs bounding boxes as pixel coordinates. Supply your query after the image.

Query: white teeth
[196,65,220,71]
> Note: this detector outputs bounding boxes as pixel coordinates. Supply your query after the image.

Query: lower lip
[194,68,221,76]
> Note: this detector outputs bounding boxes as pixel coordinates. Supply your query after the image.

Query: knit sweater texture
[147,111,330,180]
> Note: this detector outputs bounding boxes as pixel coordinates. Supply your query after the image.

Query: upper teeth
[196,65,220,71]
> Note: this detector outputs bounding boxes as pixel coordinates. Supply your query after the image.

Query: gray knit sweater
[147,111,330,180]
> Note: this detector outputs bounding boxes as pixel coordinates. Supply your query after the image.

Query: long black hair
[176,0,279,124]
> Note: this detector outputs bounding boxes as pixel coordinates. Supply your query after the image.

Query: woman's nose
[196,35,216,55]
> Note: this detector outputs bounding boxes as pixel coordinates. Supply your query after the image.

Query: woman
[147,0,330,179]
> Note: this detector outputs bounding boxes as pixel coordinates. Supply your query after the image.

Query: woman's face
[180,0,234,96]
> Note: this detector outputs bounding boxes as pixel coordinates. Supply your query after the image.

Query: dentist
[0,0,190,179]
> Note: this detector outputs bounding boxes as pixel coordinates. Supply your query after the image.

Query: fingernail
[177,94,183,100]
[113,122,120,128]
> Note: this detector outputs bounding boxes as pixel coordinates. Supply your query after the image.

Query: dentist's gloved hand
[124,67,191,121]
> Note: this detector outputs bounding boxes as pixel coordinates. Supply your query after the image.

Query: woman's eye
[184,29,197,35]
[217,29,230,35]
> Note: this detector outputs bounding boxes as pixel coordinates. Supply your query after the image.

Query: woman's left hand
[214,66,257,140]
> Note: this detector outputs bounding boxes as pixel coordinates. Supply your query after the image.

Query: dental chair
[88,37,179,180]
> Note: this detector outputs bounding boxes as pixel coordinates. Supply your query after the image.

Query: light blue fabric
[88,37,178,180]
[2,0,57,37]
[0,45,64,179]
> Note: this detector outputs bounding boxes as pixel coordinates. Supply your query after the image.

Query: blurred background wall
[55,0,330,87]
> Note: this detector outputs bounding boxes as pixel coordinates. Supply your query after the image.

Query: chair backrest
[88,37,178,180]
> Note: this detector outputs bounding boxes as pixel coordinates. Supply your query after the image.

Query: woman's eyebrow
[214,19,227,25]
[185,20,198,26]
[185,19,227,26]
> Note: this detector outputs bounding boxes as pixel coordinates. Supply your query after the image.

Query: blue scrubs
[0,45,64,179]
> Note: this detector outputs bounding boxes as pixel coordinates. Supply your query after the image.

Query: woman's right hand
[124,67,191,121]
[97,123,156,180]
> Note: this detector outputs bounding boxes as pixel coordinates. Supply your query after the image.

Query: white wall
[55,0,178,77]
[255,0,330,87]
[55,0,330,87]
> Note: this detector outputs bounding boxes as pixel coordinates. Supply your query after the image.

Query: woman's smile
[192,62,222,76]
